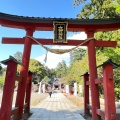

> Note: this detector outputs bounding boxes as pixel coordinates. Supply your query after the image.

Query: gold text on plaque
[58,26,63,40]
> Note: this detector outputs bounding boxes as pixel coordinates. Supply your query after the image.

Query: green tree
[62,53,88,85]
[115,4,120,13]
[49,68,56,78]
[0,64,3,75]
[0,64,2,70]
[56,62,63,78]
[44,66,56,78]
[43,76,50,83]
[29,59,46,83]
[72,48,86,63]
[17,59,46,84]
[0,66,6,77]
[0,69,6,90]
[56,60,68,78]
[75,0,119,19]
[61,60,68,76]
[14,51,22,63]
[44,66,51,77]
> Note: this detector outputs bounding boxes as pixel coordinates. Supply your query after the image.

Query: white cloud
[68,32,87,40]
[35,47,70,69]
[35,32,87,69]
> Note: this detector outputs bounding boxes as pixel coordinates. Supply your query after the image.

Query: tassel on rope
[44,51,48,63]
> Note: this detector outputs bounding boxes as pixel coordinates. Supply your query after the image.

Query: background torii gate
[0,12,120,120]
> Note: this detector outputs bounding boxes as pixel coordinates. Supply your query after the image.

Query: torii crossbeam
[2,37,117,47]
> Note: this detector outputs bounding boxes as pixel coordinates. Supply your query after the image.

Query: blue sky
[0,0,86,68]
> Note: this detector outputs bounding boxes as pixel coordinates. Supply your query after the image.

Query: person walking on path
[47,85,52,97]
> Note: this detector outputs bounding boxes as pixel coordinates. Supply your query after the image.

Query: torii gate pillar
[87,31,101,120]
[24,71,33,114]
[15,28,34,120]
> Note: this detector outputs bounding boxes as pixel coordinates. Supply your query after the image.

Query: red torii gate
[0,12,120,120]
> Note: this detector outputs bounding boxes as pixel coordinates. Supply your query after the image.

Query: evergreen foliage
[17,59,47,84]
[29,59,46,83]
[0,70,6,89]
[44,66,56,78]
[0,64,2,71]
[14,51,22,63]
[71,48,86,63]
[55,60,68,78]
[43,76,50,84]
[74,0,120,19]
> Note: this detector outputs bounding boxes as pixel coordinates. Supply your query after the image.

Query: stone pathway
[28,92,85,120]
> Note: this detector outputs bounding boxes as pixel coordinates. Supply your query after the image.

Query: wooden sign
[53,21,68,43]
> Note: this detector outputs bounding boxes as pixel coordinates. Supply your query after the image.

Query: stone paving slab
[28,92,85,120]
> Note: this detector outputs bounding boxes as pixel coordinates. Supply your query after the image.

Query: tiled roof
[0,12,120,24]
[0,12,120,31]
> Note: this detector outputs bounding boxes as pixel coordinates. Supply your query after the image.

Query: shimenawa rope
[26,36,94,62]
[26,36,94,54]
